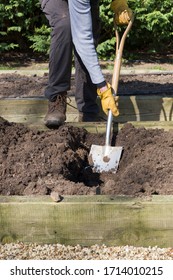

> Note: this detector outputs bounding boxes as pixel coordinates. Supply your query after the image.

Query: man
[40,0,132,128]
[40,0,101,127]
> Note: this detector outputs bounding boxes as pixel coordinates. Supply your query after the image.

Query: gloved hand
[111,0,133,25]
[97,83,119,117]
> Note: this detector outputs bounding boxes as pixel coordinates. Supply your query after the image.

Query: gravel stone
[0,243,173,260]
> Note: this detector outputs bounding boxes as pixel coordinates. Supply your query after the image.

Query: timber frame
[1,95,173,246]
[1,195,173,247]
[0,95,173,131]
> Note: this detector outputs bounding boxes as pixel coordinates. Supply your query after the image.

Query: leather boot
[44,92,67,128]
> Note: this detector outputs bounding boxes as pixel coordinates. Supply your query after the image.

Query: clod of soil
[1,116,173,197]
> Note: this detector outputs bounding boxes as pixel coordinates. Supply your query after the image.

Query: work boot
[78,112,102,122]
[44,92,67,128]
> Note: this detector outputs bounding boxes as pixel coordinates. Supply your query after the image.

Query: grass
[0,65,16,70]
[151,65,167,71]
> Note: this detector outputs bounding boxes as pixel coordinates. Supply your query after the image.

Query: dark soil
[0,71,173,197]
[0,72,173,98]
[1,117,173,197]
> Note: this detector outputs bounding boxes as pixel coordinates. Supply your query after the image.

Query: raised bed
[0,95,173,130]
[1,95,173,247]
[1,195,173,247]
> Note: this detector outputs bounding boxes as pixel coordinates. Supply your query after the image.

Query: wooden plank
[71,121,173,133]
[1,195,173,247]
[1,96,173,124]
[1,97,173,132]
[119,121,173,131]
[1,107,173,132]
[1,115,173,132]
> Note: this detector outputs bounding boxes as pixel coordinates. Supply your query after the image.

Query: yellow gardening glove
[97,83,119,117]
[111,0,133,25]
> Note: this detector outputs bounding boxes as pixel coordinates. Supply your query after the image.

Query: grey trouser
[40,0,100,114]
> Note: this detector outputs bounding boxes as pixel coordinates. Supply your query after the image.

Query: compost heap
[1,116,173,197]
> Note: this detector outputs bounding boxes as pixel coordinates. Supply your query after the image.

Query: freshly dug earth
[0,72,173,98]
[1,116,173,196]
[0,72,173,196]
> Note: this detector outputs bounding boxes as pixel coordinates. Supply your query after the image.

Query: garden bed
[1,71,173,247]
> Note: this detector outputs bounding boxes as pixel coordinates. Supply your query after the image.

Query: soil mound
[1,117,173,197]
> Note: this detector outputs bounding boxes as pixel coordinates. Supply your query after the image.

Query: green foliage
[0,0,46,52]
[0,42,18,52]
[129,0,173,51]
[28,25,51,53]
[0,0,172,58]
[97,37,116,60]
[98,0,173,59]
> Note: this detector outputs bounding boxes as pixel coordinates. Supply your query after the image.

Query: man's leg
[41,0,72,127]
[74,0,101,121]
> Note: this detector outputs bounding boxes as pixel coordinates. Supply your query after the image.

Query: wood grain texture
[0,195,173,247]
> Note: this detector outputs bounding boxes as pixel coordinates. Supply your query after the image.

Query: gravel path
[0,243,173,260]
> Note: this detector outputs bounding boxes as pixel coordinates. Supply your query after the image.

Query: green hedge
[98,0,173,59]
[0,0,172,59]
[0,0,45,52]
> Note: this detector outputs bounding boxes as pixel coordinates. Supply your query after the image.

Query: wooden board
[1,195,173,247]
[1,96,173,124]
